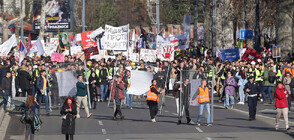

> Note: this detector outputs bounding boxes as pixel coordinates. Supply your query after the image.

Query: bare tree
[0,0,25,42]
[39,0,56,39]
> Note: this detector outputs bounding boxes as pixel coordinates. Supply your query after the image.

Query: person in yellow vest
[123,70,132,109]
[146,79,165,123]
[192,79,212,126]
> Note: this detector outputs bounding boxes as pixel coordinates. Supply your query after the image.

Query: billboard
[33,0,73,32]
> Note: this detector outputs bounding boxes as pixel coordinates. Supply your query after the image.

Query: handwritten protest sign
[84,46,99,58]
[140,49,157,62]
[129,53,139,62]
[51,53,65,62]
[101,24,129,51]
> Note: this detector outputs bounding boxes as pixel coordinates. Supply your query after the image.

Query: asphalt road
[4,95,294,140]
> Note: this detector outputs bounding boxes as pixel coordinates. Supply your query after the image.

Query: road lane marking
[206,137,212,140]
[98,120,103,126]
[213,104,294,124]
[195,127,203,133]
[165,110,168,112]
[102,129,107,135]
[106,139,110,140]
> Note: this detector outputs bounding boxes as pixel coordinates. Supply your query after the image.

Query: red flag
[26,33,32,54]
[241,48,262,62]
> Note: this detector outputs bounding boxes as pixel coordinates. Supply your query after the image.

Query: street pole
[156,0,160,34]
[82,0,85,32]
[212,0,216,57]
[243,0,247,44]
[20,0,24,42]
[194,0,198,47]
[254,0,260,53]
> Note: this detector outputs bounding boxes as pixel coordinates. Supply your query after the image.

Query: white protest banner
[140,48,157,62]
[101,24,129,50]
[127,70,153,95]
[44,44,58,56]
[128,53,139,62]
[50,38,59,46]
[56,71,77,97]
[158,45,175,61]
[0,34,17,56]
[190,79,201,106]
[70,46,82,55]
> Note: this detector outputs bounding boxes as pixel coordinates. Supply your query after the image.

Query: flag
[56,30,65,53]
[0,34,17,56]
[19,41,27,66]
[27,38,44,56]
[70,35,78,47]
[26,33,32,54]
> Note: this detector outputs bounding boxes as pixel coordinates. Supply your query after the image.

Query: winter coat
[172,83,180,98]
[60,103,77,135]
[263,69,275,87]
[1,77,11,92]
[225,76,236,96]
[36,76,50,95]
[275,86,289,108]
[110,82,125,100]
[18,70,32,91]
[99,69,109,85]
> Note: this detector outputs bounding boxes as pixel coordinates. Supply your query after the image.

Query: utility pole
[82,0,85,32]
[254,0,260,52]
[156,0,160,34]
[194,0,198,47]
[20,0,24,42]
[212,0,216,56]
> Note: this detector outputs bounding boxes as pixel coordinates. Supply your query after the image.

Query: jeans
[197,103,211,124]
[224,94,235,106]
[100,84,108,100]
[239,86,245,103]
[261,86,273,102]
[0,91,9,111]
[126,93,133,107]
[248,96,258,119]
[37,91,49,116]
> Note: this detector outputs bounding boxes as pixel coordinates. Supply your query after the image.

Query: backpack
[268,76,276,83]
[25,110,35,122]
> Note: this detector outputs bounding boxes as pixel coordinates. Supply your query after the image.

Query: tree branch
[7,0,26,26]
[45,0,56,13]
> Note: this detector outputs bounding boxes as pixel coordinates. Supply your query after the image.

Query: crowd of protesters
[0,38,293,138]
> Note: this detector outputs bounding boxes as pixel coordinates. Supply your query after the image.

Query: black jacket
[244,81,260,95]
[1,77,11,92]
[60,103,77,135]
[18,70,32,91]
[99,69,108,85]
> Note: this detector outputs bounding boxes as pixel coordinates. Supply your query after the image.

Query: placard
[51,53,65,62]
[101,24,129,50]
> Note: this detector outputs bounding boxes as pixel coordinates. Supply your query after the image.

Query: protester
[274,82,291,130]
[61,96,77,140]
[123,70,132,109]
[224,71,236,109]
[24,94,38,140]
[99,64,109,102]
[36,70,50,116]
[110,75,125,120]
[283,72,292,110]
[235,70,247,105]
[177,78,192,125]
[18,65,32,97]
[146,79,165,122]
[76,75,92,118]
[0,72,11,111]
[193,79,211,126]
[89,72,99,109]
[261,65,275,104]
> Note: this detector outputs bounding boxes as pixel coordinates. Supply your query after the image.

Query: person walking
[177,78,193,125]
[224,71,236,109]
[0,72,11,111]
[244,76,261,121]
[193,79,212,126]
[89,72,99,109]
[76,75,92,118]
[123,70,132,109]
[235,70,247,104]
[36,70,50,116]
[283,72,292,110]
[146,79,165,122]
[110,75,126,120]
[261,65,275,104]
[61,97,77,140]
[274,82,291,131]
[17,65,32,97]
[24,94,38,140]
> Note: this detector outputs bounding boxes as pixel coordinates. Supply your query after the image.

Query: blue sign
[240,30,254,39]
[221,48,240,62]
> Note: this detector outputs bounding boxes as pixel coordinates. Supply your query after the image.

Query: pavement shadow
[226,117,249,121]
[213,123,274,131]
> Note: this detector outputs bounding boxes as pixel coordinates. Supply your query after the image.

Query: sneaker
[225,106,228,109]
[230,105,234,109]
[207,123,212,127]
[87,113,92,118]
[237,102,242,104]
[187,117,191,124]
[275,124,279,130]
[113,116,117,120]
[286,125,291,130]
[76,115,80,118]
[120,115,125,120]
[189,120,196,125]
[152,118,156,123]
[241,102,245,105]
[196,122,201,126]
